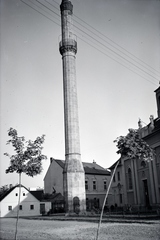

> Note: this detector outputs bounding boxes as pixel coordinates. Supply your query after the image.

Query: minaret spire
[59,0,86,214]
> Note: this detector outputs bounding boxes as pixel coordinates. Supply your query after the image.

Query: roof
[55,159,65,168]
[43,193,64,202]
[30,189,64,202]
[30,189,44,201]
[83,162,104,170]
[53,159,110,175]
[83,166,110,175]
[154,86,160,93]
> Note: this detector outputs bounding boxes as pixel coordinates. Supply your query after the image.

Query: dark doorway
[40,203,45,215]
[143,179,150,207]
[73,197,80,214]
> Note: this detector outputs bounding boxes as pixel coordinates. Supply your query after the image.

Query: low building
[0,184,51,217]
[109,87,160,211]
[44,159,111,210]
[30,189,64,214]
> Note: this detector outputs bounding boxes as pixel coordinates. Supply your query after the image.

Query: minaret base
[63,170,86,214]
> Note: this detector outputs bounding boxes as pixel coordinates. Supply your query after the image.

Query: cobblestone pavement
[0,218,160,240]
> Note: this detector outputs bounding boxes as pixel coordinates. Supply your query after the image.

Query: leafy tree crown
[4,128,47,177]
[114,128,154,161]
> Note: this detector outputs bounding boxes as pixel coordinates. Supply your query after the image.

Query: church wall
[127,192,134,205]
[108,164,124,207]
[137,162,151,206]
[155,146,160,186]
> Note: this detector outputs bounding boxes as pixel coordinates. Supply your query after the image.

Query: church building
[109,87,160,211]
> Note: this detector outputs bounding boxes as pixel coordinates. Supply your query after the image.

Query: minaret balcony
[59,36,77,55]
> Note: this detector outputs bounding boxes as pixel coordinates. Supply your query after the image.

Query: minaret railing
[59,34,77,55]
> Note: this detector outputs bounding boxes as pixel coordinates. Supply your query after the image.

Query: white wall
[0,186,51,217]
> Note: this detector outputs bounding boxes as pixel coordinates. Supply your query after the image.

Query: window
[117,171,120,181]
[8,206,12,211]
[85,180,88,190]
[104,180,107,190]
[141,161,146,168]
[30,205,34,210]
[93,180,96,190]
[128,168,133,190]
[15,193,18,196]
[19,205,22,210]
[23,193,25,196]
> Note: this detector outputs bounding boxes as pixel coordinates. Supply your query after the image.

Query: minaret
[59,0,86,214]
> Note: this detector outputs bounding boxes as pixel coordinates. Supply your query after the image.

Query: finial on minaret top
[60,0,73,13]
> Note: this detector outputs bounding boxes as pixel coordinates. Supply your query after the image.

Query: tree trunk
[96,160,120,240]
[15,173,21,240]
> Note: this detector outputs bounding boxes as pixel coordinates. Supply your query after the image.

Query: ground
[0,218,160,240]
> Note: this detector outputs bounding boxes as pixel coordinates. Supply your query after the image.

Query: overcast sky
[0,0,160,189]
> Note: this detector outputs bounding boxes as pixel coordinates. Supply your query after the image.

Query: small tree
[113,128,154,161]
[4,127,47,240]
[0,184,13,198]
[96,128,154,240]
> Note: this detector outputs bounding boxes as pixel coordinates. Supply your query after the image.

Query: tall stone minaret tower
[59,0,86,214]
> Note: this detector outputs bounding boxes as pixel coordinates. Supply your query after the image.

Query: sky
[0,0,160,189]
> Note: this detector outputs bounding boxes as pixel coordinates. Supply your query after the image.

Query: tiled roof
[54,159,110,175]
[83,162,104,170]
[30,188,64,202]
[84,166,110,175]
[55,159,65,168]
[30,190,44,201]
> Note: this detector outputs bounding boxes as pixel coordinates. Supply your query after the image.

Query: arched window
[141,160,146,168]
[85,180,88,190]
[128,168,133,190]
[93,180,96,190]
[104,180,107,190]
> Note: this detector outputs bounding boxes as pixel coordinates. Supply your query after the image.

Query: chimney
[50,157,54,164]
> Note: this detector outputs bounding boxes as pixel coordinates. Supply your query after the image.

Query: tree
[0,184,13,199]
[113,128,154,161]
[96,128,154,240]
[4,127,47,240]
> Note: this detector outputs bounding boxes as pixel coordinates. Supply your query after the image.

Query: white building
[0,184,51,217]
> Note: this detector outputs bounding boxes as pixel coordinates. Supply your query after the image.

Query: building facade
[109,87,160,211]
[44,158,111,210]
[0,185,51,217]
